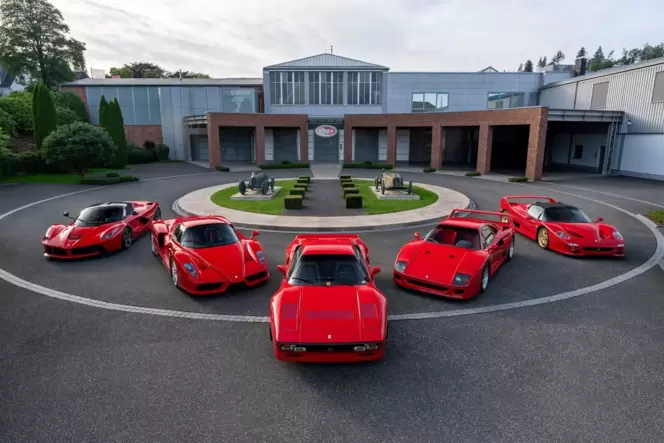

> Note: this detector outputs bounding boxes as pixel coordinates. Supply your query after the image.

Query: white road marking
[538,182,664,209]
[0,175,662,323]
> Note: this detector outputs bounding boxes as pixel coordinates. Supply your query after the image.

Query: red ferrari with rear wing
[270,234,387,363]
[499,196,625,257]
[393,209,515,299]
[150,215,269,295]
[42,201,161,259]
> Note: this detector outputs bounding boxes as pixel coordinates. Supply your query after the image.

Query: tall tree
[576,46,587,58]
[517,62,523,72]
[98,95,109,128]
[536,57,543,68]
[0,0,86,86]
[552,50,565,64]
[108,62,165,78]
[32,82,57,147]
[105,99,127,168]
[523,60,534,72]
[166,70,211,79]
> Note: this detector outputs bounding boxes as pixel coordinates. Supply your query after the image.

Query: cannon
[374,169,413,195]
[238,171,275,195]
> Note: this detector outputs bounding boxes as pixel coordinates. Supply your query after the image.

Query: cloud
[52,0,664,76]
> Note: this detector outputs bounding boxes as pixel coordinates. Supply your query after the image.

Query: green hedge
[260,162,309,170]
[80,174,139,185]
[423,167,436,173]
[298,176,310,183]
[290,188,305,196]
[346,195,363,209]
[508,176,529,182]
[343,162,393,170]
[339,175,351,180]
[343,187,359,198]
[0,148,65,180]
[215,165,230,172]
[294,183,307,191]
[284,195,303,210]
[155,143,170,160]
[297,178,309,185]
[342,182,355,189]
[127,147,156,164]
[465,171,481,177]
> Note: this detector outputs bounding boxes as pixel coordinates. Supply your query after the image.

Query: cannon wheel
[407,181,413,195]
[261,181,269,195]
[381,180,386,195]
[238,180,247,195]
[269,177,275,191]
[374,176,380,190]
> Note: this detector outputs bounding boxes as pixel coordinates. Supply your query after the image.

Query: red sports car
[42,201,161,259]
[270,234,387,363]
[393,209,515,299]
[499,195,625,257]
[150,215,269,295]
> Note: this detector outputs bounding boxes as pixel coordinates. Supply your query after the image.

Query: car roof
[181,216,230,227]
[530,202,575,210]
[301,244,356,255]
[87,202,128,209]
[439,219,483,229]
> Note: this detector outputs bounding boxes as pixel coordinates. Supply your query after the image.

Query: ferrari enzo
[270,234,387,363]
[393,209,515,299]
[150,215,269,295]
[499,195,625,257]
[42,201,161,259]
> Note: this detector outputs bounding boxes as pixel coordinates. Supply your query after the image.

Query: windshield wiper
[290,277,317,285]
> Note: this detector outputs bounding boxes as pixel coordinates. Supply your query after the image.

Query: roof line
[541,56,664,89]
[264,52,389,69]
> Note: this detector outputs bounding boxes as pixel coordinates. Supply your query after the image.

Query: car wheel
[170,259,179,288]
[480,265,490,293]
[153,208,162,220]
[507,237,515,261]
[537,227,549,249]
[268,326,272,342]
[121,227,133,249]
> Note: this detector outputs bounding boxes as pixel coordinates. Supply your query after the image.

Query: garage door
[190,135,209,161]
[354,129,379,162]
[409,128,432,165]
[314,134,339,162]
[220,128,253,163]
[273,128,298,163]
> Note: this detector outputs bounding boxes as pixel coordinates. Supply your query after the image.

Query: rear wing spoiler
[501,195,557,205]
[448,208,514,229]
[294,234,361,241]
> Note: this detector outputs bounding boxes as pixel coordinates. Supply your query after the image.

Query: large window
[269,71,305,105]
[487,92,525,109]
[348,72,382,105]
[411,93,449,112]
[308,72,343,105]
[653,71,664,103]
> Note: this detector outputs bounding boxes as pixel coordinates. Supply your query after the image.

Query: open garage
[272,128,299,163]
[354,128,380,162]
[443,126,479,169]
[219,127,254,163]
[489,125,530,176]
[409,127,432,165]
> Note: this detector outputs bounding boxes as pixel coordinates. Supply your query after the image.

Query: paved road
[1,164,663,443]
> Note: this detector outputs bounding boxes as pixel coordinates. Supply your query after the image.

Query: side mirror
[251,230,260,239]
[596,217,604,223]
[371,266,381,277]
[63,211,69,217]
[132,210,139,216]
[276,264,287,275]
[413,232,421,240]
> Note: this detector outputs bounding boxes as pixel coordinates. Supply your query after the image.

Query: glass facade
[87,86,161,125]
[308,72,344,105]
[270,71,305,105]
[411,93,449,112]
[487,92,525,109]
[348,72,382,105]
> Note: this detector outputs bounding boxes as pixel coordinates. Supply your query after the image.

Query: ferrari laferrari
[499,195,625,257]
[270,234,387,363]
[393,209,515,299]
[150,215,269,295]
[42,201,161,259]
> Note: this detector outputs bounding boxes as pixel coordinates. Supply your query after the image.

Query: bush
[290,188,305,196]
[284,195,303,210]
[465,171,481,177]
[342,182,355,189]
[346,195,363,209]
[339,175,351,180]
[0,108,17,137]
[143,140,156,150]
[508,176,529,183]
[81,174,139,185]
[127,147,156,164]
[0,92,32,134]
[155,143,170,161]
[343,162,393,170]
[42,122,116,178]
[423,167,436,173]
[52,91,88,122]
[294,183,307,191]
[100,97,128,169]
[343,188,359,198]
[106,171,119,177]
[56,106,80,126]
[215,165,230,172]
[259,162,309,170]
[298,176,310,183]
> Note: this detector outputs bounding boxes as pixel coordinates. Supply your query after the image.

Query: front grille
[46,247,67,256]
[286,343,381,353]
[582,247,614,252]
[405,278,448,292]
[197,282,223,291]
[246,271,268,282]
[72,246,103,255]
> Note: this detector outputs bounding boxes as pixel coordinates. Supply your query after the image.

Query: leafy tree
[523,60,533,72]
[552,50,565,64]
[576,47,587,58]
[0,127,8,149]
[0,0,86,86]
[42,122,116,177]
[32,82,58,147]
[52,91,88,122]
[166,70,211,79]
[0,91,33,134]
[109,62,165,78]
[0,107,17,137]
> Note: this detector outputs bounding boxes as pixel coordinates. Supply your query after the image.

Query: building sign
[315,125,338,138]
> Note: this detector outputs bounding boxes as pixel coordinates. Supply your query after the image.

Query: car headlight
[43,228,53,240]
[452,273,471,286]
[394,260,408,273]
[555,231,571,241]
[102,226,122,240]
[256,250,265,265]
[613,231,623,240]
[183,263,198,277]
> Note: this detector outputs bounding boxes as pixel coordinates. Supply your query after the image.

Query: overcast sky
[53,0,664,77]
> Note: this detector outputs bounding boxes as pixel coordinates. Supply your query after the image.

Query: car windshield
[74,206,124,226]
[288,254,369,286]
[180,223,238,249]
[543,207,592,223]
[424,225,481,250]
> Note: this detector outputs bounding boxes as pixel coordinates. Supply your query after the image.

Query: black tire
[268,326,273,342]
[407,181,413,195]
[238,180,247,195]
[121,227,133,250]
[506,236,515,261]
[537,227,549,249]
[261,181,269,194]
[381,181,385,195]
[479,265,490,293]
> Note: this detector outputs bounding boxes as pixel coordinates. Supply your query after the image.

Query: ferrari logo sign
[425,275,429,279]
[328,334,332,340]
[315,125,337,138]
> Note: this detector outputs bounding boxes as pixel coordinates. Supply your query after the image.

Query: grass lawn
[210,179,299,215]
[1,168,128,184]
[647,210,664,225]
[351,179,438,215]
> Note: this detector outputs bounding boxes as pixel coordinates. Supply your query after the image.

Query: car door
[521,205,544,240]
[164,223,184,266]
[481,225,503,273]
[122,203,143,235]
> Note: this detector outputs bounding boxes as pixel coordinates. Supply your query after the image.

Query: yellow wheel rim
[538,229,548,247]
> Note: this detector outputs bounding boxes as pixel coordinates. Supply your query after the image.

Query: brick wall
[125,125,163,146]
[60,86,88,108]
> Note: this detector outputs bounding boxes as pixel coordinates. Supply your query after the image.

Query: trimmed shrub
[343,188,359,198]
[215,165,230,172]
[81,174,139,185]
[155,143,170,160]
[343,162,393,170]
[0,108,17,137]
[52,91,89,122]
[56,106,81,126]
[339,175,351,180]
[294,184,307,191]
[284,195,303,210]
[346,195,363,209]
[106,171,119,177]
[423,167,436,173]
[290,188,305,196]
[259,162,309,169]
[465,171,481,177]
[342,182,355,189]
[99,97,128,169]
[508,176,529,183]
[298,176,310,183]
[143,140,156,150]
[127,147,156,164]
[297,178,309,185]
[0,91,33,134]
[32,82,58,148]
